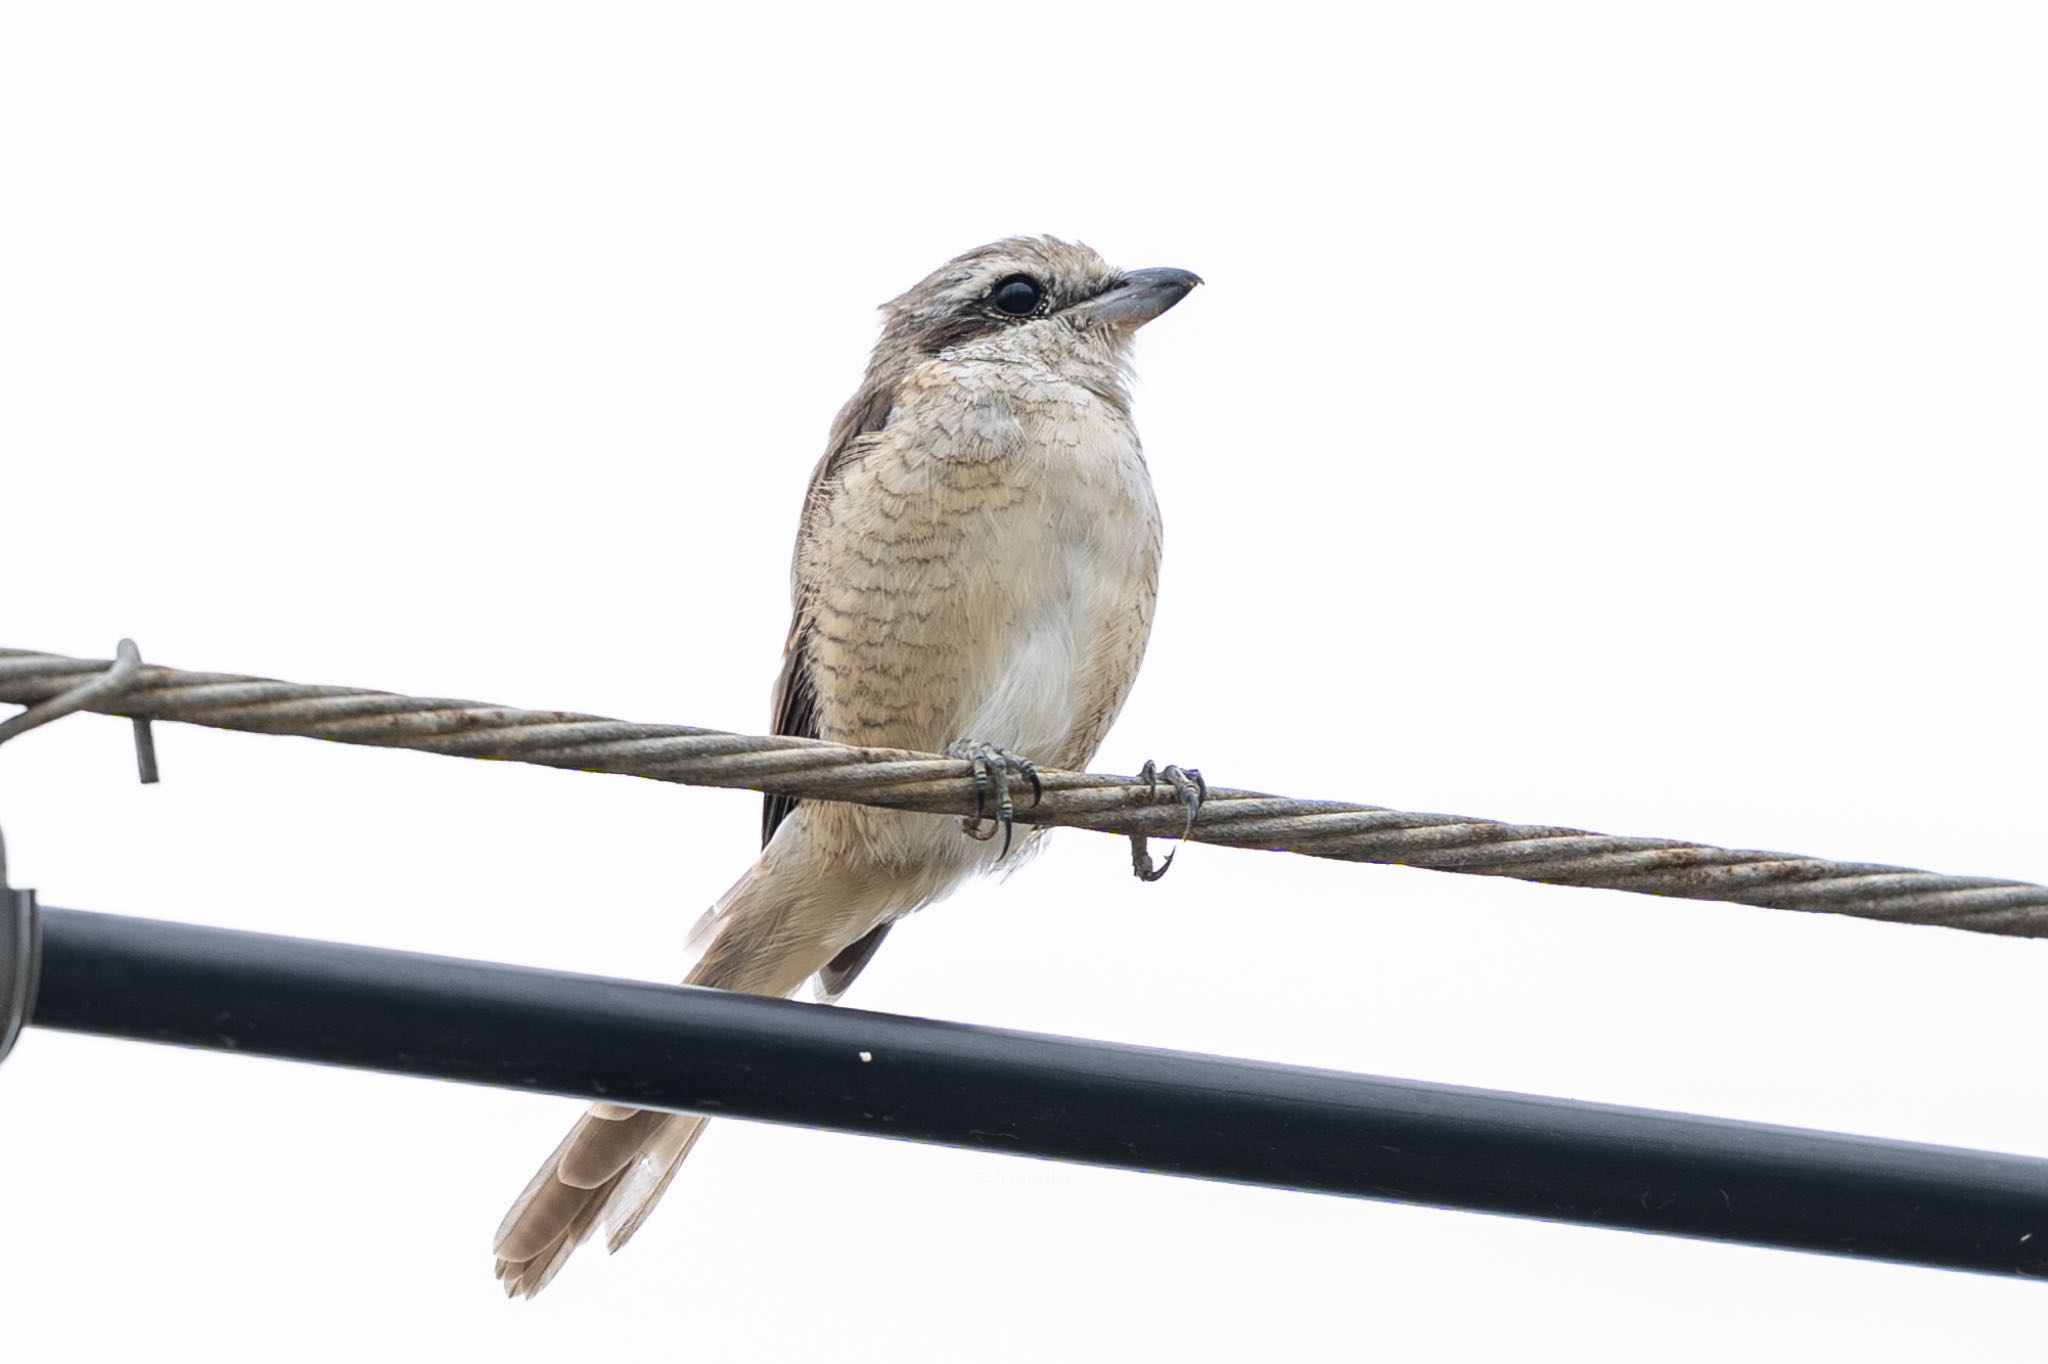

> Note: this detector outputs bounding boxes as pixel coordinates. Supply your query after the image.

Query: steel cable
[4,646,2045,937]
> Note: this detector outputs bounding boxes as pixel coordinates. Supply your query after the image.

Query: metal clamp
[0,824,40,1065]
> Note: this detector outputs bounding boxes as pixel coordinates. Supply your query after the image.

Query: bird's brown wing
[763,376,904,992]
[760,369,897,843]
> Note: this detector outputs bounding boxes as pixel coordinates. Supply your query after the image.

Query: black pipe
[26,906,2048,1279]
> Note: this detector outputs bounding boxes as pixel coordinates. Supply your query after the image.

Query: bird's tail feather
[492,844,864,1297]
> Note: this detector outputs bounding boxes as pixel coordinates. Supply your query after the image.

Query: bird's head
[870,236,1200,405]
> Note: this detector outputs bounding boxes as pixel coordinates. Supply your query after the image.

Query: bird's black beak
[1075,267,1203,329]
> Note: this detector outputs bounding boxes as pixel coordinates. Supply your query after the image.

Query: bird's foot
[1130,760,1206,883]
[950,741,1042,861]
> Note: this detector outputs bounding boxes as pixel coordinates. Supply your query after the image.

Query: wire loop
[0,640,159,784]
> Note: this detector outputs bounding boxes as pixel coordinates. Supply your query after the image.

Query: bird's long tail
[491,1102,709,1297]
[491,843,864,1297]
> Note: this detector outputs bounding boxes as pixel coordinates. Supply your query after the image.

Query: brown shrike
[493,237,1200,1295]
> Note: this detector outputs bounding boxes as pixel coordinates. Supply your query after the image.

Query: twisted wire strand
[3,647,2045,938]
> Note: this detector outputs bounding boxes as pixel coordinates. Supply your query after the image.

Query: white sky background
[2,3,2045,1357]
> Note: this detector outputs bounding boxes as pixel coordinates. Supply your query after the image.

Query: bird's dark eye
[986,274,1046,318]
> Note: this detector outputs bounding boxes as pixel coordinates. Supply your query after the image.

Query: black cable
[23,906,2048,1280]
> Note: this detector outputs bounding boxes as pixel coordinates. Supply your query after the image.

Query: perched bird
[493,236,1200,1295]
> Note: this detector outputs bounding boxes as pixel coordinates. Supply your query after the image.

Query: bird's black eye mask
[915,267,1120,354]
[913,271,1051,352]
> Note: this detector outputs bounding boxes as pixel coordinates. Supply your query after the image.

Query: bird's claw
[1130,760,1205,883]
[950,741,1041,861]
